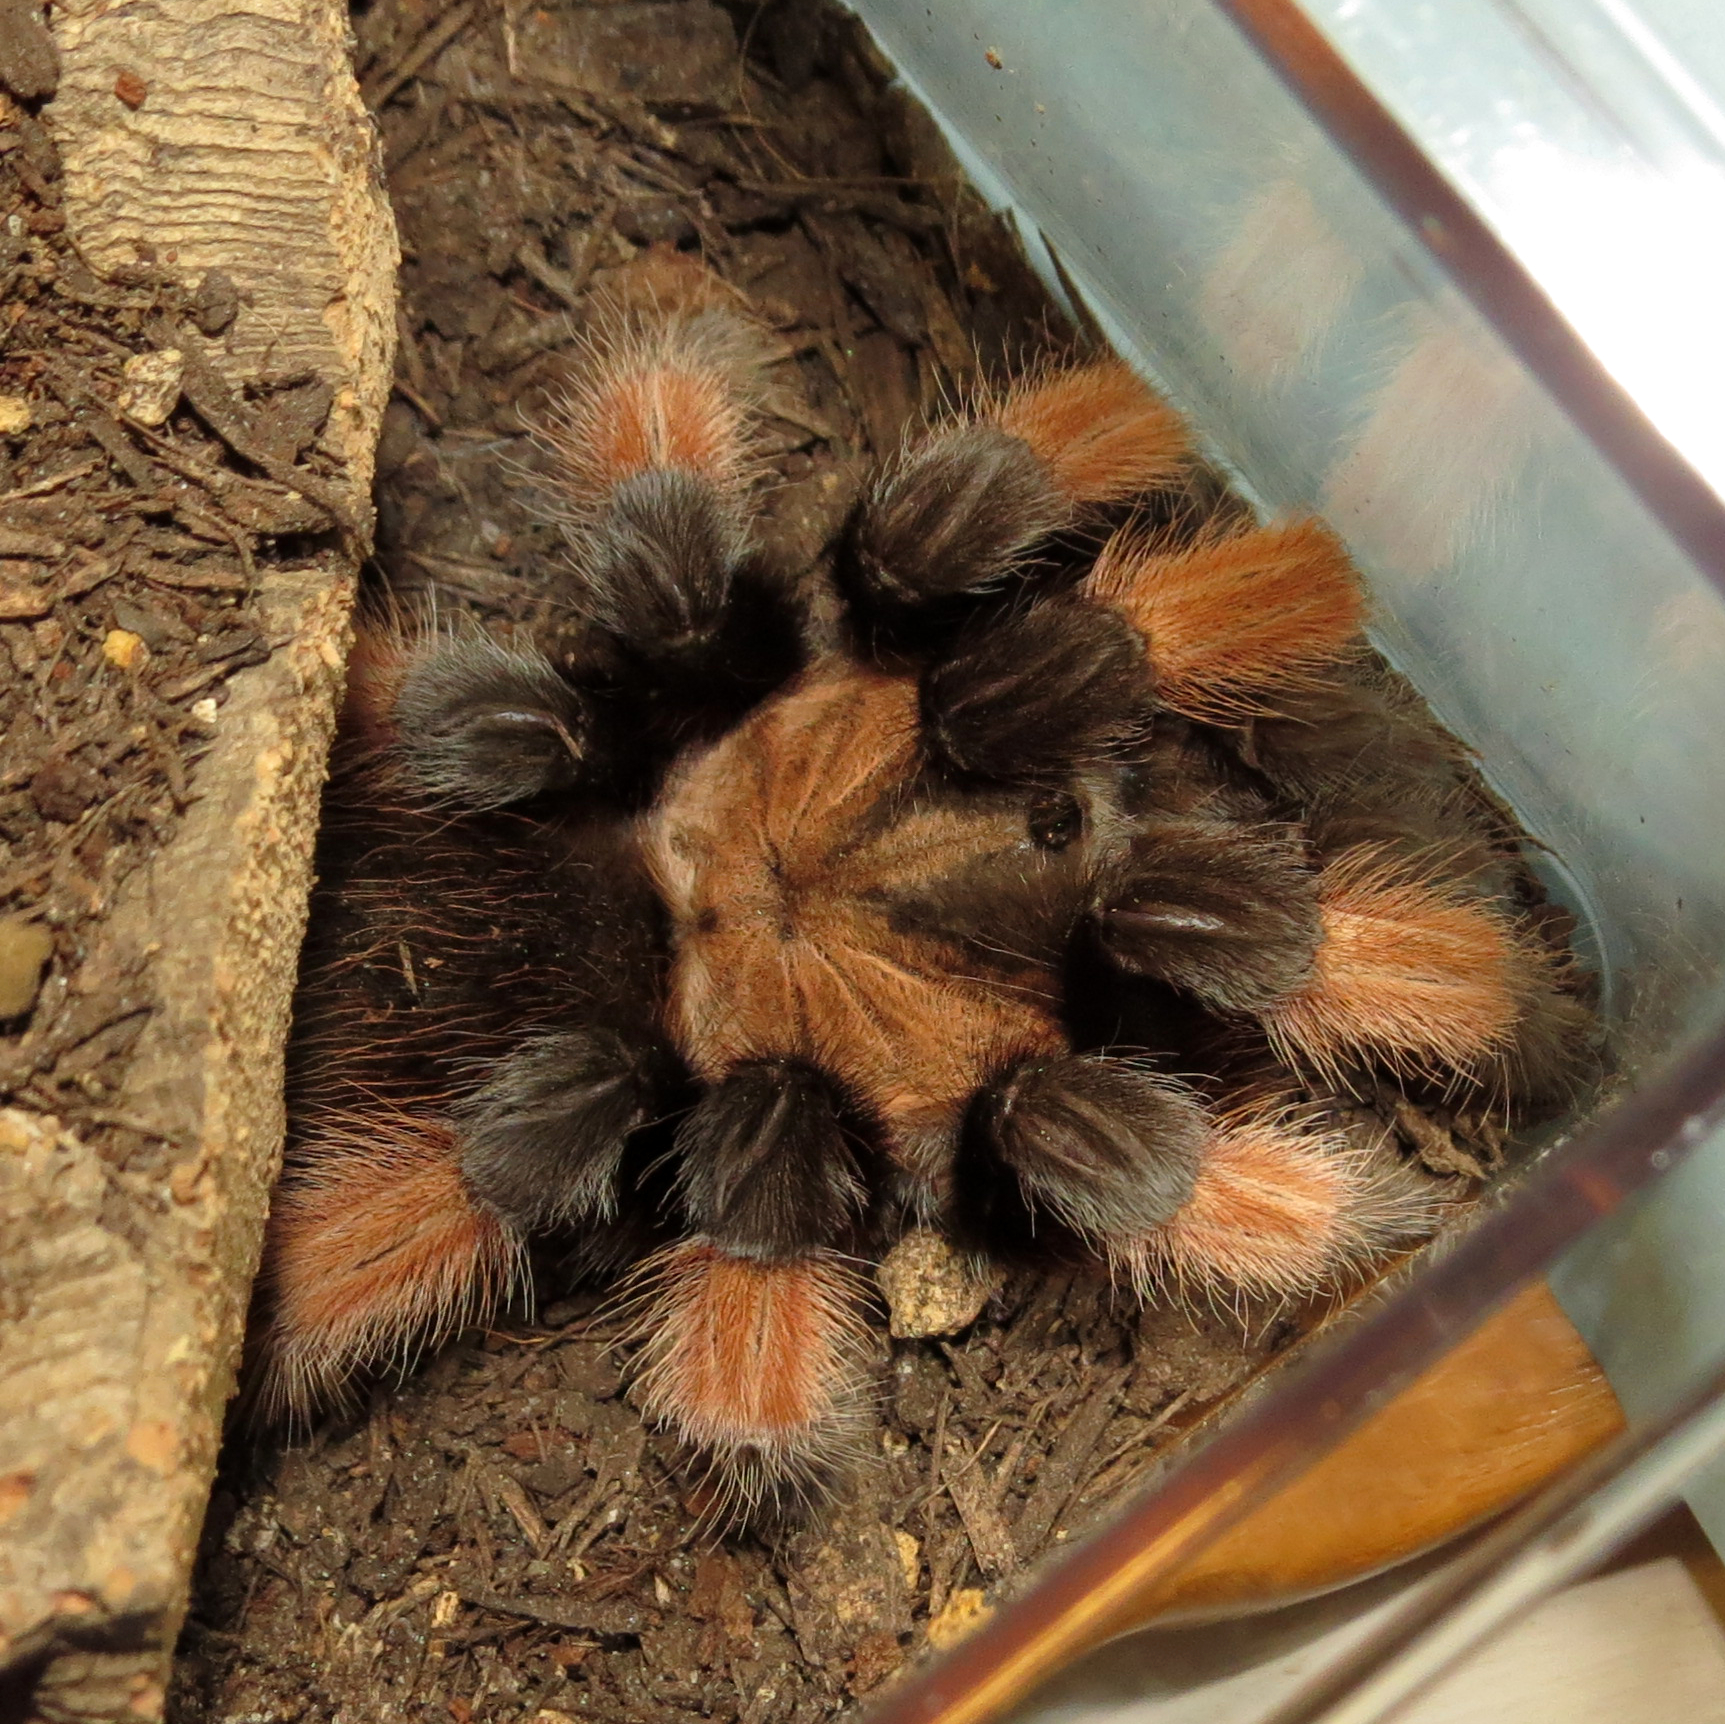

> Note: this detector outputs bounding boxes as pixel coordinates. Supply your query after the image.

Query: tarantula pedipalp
[257,307,1589,1504]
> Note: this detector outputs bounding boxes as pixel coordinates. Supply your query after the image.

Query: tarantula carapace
[258,308,1588,1504]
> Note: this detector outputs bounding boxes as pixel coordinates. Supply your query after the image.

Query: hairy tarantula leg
[536,309,773,658]
[844,420,1069,610]
[391,630,590,807]
[920,598,1156,781]
[625,1241,875,1508]
[256,1115,524,1421]
[455,1026,682,1232]
[1084,517,1366,722]
[1094,821,1323,1014]
[991,358,1194,506]
[967,1053,1212,1244]
[1121,1111,1439,1299]
[844,359,1189,609]
[616,1061,877,1503]
[1259,847,1525,1083]
[674,1059,870,1257]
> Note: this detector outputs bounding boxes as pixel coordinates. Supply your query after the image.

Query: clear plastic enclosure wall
[845,0,1725,1540]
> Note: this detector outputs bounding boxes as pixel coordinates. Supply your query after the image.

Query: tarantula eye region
[1028,791,1084,851]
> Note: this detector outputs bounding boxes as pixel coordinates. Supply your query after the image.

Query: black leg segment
[582,468,746,657]
[968,1053,1210,1242]
[393,633,589,808]
[841,423,1068,611]
[1094,822,1322,1012]
[456,1026,680,1231]
[921,599,1156,782]
[674,1059,870,1259]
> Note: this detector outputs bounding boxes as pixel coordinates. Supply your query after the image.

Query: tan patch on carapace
[644,664,1064,1143]
[992,359,1190,504]
[1086,517,1365,721]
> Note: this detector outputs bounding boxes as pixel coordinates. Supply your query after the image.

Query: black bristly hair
[673,1060,872,1258]
[455,1026,686,1232]
[920,598,1157,783]
[393,631,589,808]
[838,422,1068,614]
[584,467,750,659]
[1093,820,1324,1014]
[962,1053,1210,1248]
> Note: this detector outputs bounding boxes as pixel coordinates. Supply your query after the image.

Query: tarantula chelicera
[257,307,1589,1505]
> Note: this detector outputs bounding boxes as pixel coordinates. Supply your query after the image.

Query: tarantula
[256,307,1588,1505]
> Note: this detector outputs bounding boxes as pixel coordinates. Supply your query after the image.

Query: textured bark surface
[47,0,396,503]
[0,569,356,1720]
[0,0,395,1715]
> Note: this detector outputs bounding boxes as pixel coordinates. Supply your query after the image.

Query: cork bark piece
[0,0,396,1714]
[47,0,397,503]
[0,570,356,1718]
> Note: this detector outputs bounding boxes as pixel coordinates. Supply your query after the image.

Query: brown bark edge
[0,1,395,1716]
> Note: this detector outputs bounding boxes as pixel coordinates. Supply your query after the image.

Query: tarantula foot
[456,1027,681,1232]
[675,1059,870,1257]
[921,599,1155,781]
[627,1240,875,1514]
[393,633,588,807]
[968,1054,1210,1244]
[1095,823,1321,1013]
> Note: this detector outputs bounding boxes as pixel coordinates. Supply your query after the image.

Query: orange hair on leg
[1261,847,1523,1082]
[625,1241,874,1508]
[336,623,409,754]
[536,310,771,516]
[1122,1111,1438,1299]
[1085,518,1365,720]
[257,1114,524,1421]
[991,359,1191,504]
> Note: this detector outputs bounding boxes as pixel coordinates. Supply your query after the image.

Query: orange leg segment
[257,1114,523,1421]
[1086,517,1365,720]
